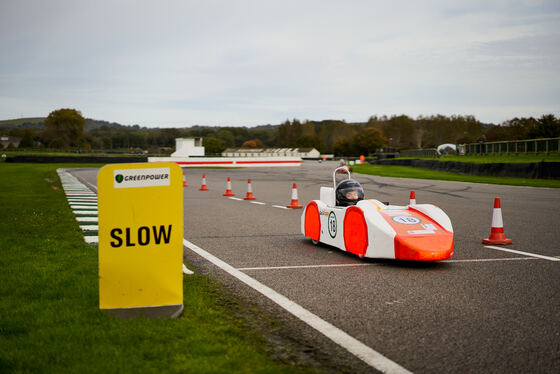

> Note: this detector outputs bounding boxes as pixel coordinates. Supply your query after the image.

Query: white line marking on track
[228,197,243,201]
[272,205,288,209]
[238,257,543,271]
[484,246,560,262]
[182,238,411,373]
[81,179,98,192]
[238,263,376,271]
[447,257,539,263]
[250,201,266,205]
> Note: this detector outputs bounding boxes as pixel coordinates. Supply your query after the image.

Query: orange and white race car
[301,167,454,261]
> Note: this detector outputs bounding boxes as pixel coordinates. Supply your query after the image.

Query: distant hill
[0,117,126,131]
[84,119,126,131]
[0,117,45,130]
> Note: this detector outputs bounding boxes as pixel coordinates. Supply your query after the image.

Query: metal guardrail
[462,137,560,155]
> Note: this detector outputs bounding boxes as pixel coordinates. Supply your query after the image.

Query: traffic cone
[409,190,416,205]
[199,174,209,191]
[482,198,513,245]
[286,183,303,209]
[223,177,235,196]
[182,171,188,187]
[243,179,256,200]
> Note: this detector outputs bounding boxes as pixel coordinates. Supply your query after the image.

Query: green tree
[203,137,227,154]
[18,129,35,148]
[317,120,353,153]
[503,117,537,140]
[382,115,416,150]
[530,114,560,138]
[294,121,321,149]
[42,108,85,148]
[277,119,303,147]
[216,129,235,147]
[485,125,510,141]
[49,138,66,149]
[333,138,352,156]
[352,128,386,155]
[294,135,321,149]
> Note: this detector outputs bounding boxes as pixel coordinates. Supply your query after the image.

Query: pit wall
[148,156,302,167]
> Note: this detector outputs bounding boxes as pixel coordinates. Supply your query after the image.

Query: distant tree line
[1,109,559,156]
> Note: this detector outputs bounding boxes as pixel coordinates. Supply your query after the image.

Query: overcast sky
[1,0,559,127]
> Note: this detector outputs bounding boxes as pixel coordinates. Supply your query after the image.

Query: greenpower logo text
[113,167,171,188]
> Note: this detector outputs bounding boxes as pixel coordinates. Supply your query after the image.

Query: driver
[335,179,364,207]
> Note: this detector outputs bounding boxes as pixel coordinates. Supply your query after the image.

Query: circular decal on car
[328,211,337,238]
[392,215,421,225]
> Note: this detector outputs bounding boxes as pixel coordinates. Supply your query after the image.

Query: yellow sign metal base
[103,304,184,319]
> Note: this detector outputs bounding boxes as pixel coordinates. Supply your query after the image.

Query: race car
[301,167,454,261]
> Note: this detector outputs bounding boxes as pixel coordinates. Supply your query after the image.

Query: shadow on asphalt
[300,237,451,270]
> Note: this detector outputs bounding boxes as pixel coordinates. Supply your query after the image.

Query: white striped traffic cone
[409,190,416,205]
[286,183,303,209]
[243,179,256,200]
[223,177,235,196]
[482,198,512,245]
[199,174,208,191]
[182,171,188,187]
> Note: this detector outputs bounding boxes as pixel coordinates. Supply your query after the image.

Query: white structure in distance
[149,137,303,167]
[222,147,320,159]
[171,138,205,157]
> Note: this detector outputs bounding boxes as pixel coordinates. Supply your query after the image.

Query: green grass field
[0,163,318,373]
[413,153,560,163]
[352,163,560,188]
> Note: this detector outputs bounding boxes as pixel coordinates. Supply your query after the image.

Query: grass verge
[398,153,560,163]
[352,163,560,188]
[0,163,318,373]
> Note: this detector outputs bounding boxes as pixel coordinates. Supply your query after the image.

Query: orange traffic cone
[243,179,256,200]
[199,174,209,191]
[223,177,235,196]
[482,198,513,245]
[409,190,416,205]
[182,171,188,187]
[286,183,303,209]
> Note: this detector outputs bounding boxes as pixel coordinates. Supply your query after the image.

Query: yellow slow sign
[97,162,183,310]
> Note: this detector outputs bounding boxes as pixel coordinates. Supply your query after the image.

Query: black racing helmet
[336,179,364,207]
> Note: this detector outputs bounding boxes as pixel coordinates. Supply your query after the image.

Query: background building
[221,147,320,159]
[171,138,205,157]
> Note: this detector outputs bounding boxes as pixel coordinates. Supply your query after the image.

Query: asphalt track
[70,162,560,373]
